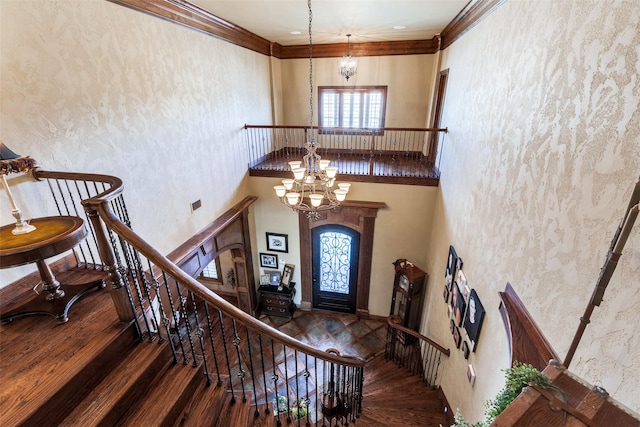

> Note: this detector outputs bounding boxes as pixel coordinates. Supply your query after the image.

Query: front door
[311,224,360,313]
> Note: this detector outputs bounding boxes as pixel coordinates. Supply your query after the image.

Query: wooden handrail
[33,169,365,368]
[93,198,365,368]
[33,168,125,203]
[387,315,450,357]
[243,124,448,133]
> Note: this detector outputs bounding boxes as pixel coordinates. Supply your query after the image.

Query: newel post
[84,206,135,323]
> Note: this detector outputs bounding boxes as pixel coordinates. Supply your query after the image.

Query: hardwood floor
[0,267,452,426]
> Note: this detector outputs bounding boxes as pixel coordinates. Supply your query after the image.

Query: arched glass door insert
[312,224,360,313]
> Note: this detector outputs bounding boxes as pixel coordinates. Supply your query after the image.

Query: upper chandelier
[338,34,358,81]
[274,0,351,221]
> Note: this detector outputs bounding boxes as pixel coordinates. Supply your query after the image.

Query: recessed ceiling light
[393,25,406,30]
[290,31,301,35]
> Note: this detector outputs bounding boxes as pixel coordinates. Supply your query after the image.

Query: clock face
[399,275,409,291]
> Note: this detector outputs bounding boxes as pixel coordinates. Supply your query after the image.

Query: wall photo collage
[444,245,486,385]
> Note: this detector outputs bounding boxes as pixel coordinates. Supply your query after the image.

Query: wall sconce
[0,141,37,234]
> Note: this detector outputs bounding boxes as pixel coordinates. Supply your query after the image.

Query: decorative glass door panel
[312,224,359,313]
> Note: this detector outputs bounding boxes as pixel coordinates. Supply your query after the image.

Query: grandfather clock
[390,259,427,343]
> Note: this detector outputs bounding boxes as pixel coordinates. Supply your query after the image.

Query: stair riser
[95,344,175,427]
[18,322,138,427]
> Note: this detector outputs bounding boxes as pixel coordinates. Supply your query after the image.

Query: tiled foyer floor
[257,310,387,361]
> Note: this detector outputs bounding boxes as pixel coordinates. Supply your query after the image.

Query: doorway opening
[312,224,360,313]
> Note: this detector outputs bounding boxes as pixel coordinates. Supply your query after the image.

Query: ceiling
[189,0,470,46]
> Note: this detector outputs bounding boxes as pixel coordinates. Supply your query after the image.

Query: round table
[0,216,105,323]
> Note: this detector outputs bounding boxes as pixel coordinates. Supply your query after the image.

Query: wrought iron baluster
[283,344,292,423]
[146,262,172,346]
[231,319,247,402]
[131,246,158,342]
[294,349,301,427]
[244,328,260,418]
[271,338,282,427]
[258,335,270,415]
[217,310,235,402]
[73,180,100,268]
[161,271,185,364]
[120,239,153,339]
[174,280,198,365]
[304,353,310,426]
[203,302,222,386]
[189,291,211,384]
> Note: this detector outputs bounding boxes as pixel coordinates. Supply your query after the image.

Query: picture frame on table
[281,264,295,287]
[266,232,288,253]
[269,272,282,287]
[260,274,271,285]
[259,252,278,269]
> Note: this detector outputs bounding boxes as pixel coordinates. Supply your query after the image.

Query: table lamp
[0,141,37,234]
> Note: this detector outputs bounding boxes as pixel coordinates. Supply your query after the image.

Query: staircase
[0,267,452,427]
[1,169,452,427]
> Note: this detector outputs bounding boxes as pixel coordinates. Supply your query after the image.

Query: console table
[0,216,105,324]
[258,284,296,319]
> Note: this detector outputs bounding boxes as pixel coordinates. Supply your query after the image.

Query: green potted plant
[445,362,560,427]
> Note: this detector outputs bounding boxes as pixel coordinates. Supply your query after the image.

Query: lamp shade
[0,142,20,160]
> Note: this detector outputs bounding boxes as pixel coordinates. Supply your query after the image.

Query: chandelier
[274,0,351,221]
[338,34,357,81]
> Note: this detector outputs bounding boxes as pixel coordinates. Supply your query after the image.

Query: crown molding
[108,0,504,57]
[440,0,506,50]
[107,0,274,55]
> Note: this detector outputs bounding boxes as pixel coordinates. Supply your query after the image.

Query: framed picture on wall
[463,289,486,351]
[445,245,458,291]
[266,232,288,253]
[451,281,466,327]
[462,340,470,359]
[453,326,462,349]
[259,252,278,269]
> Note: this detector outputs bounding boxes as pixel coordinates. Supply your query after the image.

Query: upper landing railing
[244,125,448,185]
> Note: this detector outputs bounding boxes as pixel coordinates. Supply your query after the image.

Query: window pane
[201,260,218,279]
[363,92,382,128]
[343,92,361,128]
[322,93,339,127]
[318,86,386,130]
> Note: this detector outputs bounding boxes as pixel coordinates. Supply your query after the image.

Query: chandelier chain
[273,0,351,220]
[308,0,313,134]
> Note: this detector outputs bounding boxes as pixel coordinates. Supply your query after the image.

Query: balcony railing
[245,125,447,185]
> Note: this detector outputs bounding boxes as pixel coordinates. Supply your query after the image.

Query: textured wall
[0,1,273,285]
[426,0,640,420]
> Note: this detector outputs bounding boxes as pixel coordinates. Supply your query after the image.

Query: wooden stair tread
[60,339,173,427]
[0,289,135,427]
[115,355,205,427]
[173,378,229,427]
[214,391,253,427]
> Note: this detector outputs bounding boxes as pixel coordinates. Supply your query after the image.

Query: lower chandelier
[274,140,350,221]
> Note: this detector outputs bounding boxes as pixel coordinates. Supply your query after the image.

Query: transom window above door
[318,86,387,132]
